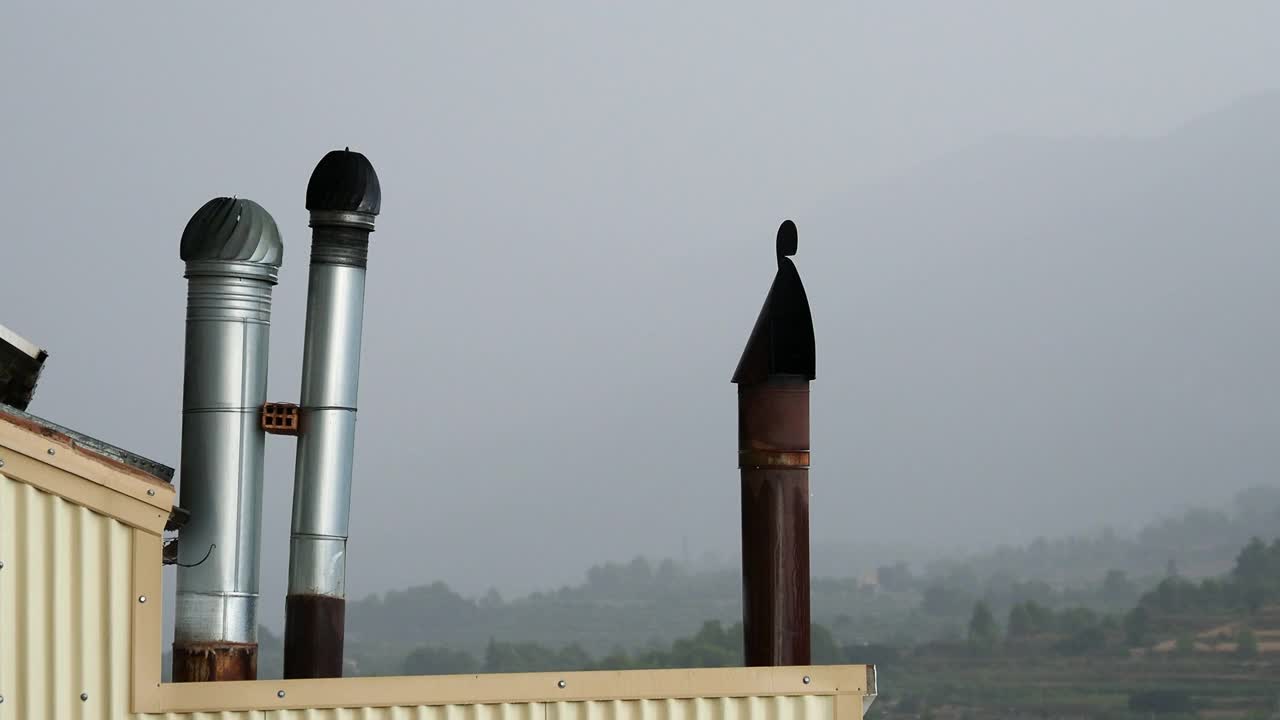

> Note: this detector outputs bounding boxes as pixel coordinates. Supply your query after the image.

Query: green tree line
[403,620,861,676]
[949,535,1280,660]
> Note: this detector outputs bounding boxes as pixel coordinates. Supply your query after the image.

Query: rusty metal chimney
[283,149,380,679]
[732,219,815,666]
[174,197,283,681]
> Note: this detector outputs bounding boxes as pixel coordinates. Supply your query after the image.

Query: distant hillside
[807,91,1280,548]
[920,485,1280,586]
[329,486,1280,680]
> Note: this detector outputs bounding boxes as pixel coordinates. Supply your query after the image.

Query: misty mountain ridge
[802,90,1280,550]
[383,483,1280,604]
[870,91,1280,191]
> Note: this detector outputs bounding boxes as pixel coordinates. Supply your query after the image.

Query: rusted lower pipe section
[739,377,810,666]
[283,595,345,679]
[732,220,815,667]
[172,642,258,683]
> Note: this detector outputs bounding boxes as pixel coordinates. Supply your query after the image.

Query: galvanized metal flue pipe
[284,148,381,679]
[732,219,816,667]
[174,197,284,682]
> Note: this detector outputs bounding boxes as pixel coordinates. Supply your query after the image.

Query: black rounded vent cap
[306,148,381,215]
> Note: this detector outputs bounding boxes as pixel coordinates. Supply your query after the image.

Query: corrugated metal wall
[0,474,855,720]
[1,472,135,720]
[551,696,833,720]
[252,696,835,720]
[264,701,541,720]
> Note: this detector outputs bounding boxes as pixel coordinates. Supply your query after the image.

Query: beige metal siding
[0,475,201,720]
[265,701,542,720]
[255,697,838,720]
[1,472,134,720]
[141,714,256,720]
[550,696,836,720]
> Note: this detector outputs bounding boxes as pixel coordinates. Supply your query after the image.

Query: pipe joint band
[287,535,347,597]
[739,450,810,469]
[310,233,370,268]
[173,591,258,643]
[184,259,280,285]
[310,209,376,231]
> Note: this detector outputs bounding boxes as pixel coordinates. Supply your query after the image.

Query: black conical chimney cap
[732,220,815,384]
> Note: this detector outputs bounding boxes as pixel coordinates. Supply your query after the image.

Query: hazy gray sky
[3,3,1278,630]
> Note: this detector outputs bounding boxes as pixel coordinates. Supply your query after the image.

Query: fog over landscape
[2,3,1278,641]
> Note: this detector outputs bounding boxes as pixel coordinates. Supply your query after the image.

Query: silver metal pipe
[173,198,282,680]
[284,150,380,679]
[288,233,367,596]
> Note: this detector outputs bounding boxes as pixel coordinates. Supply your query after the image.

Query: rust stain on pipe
[741,467,811,666]
[738,380,810,458]
[739,449,810,467]
[172,642,257,682]
[738,379,812,666]
[283,594,346,679]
